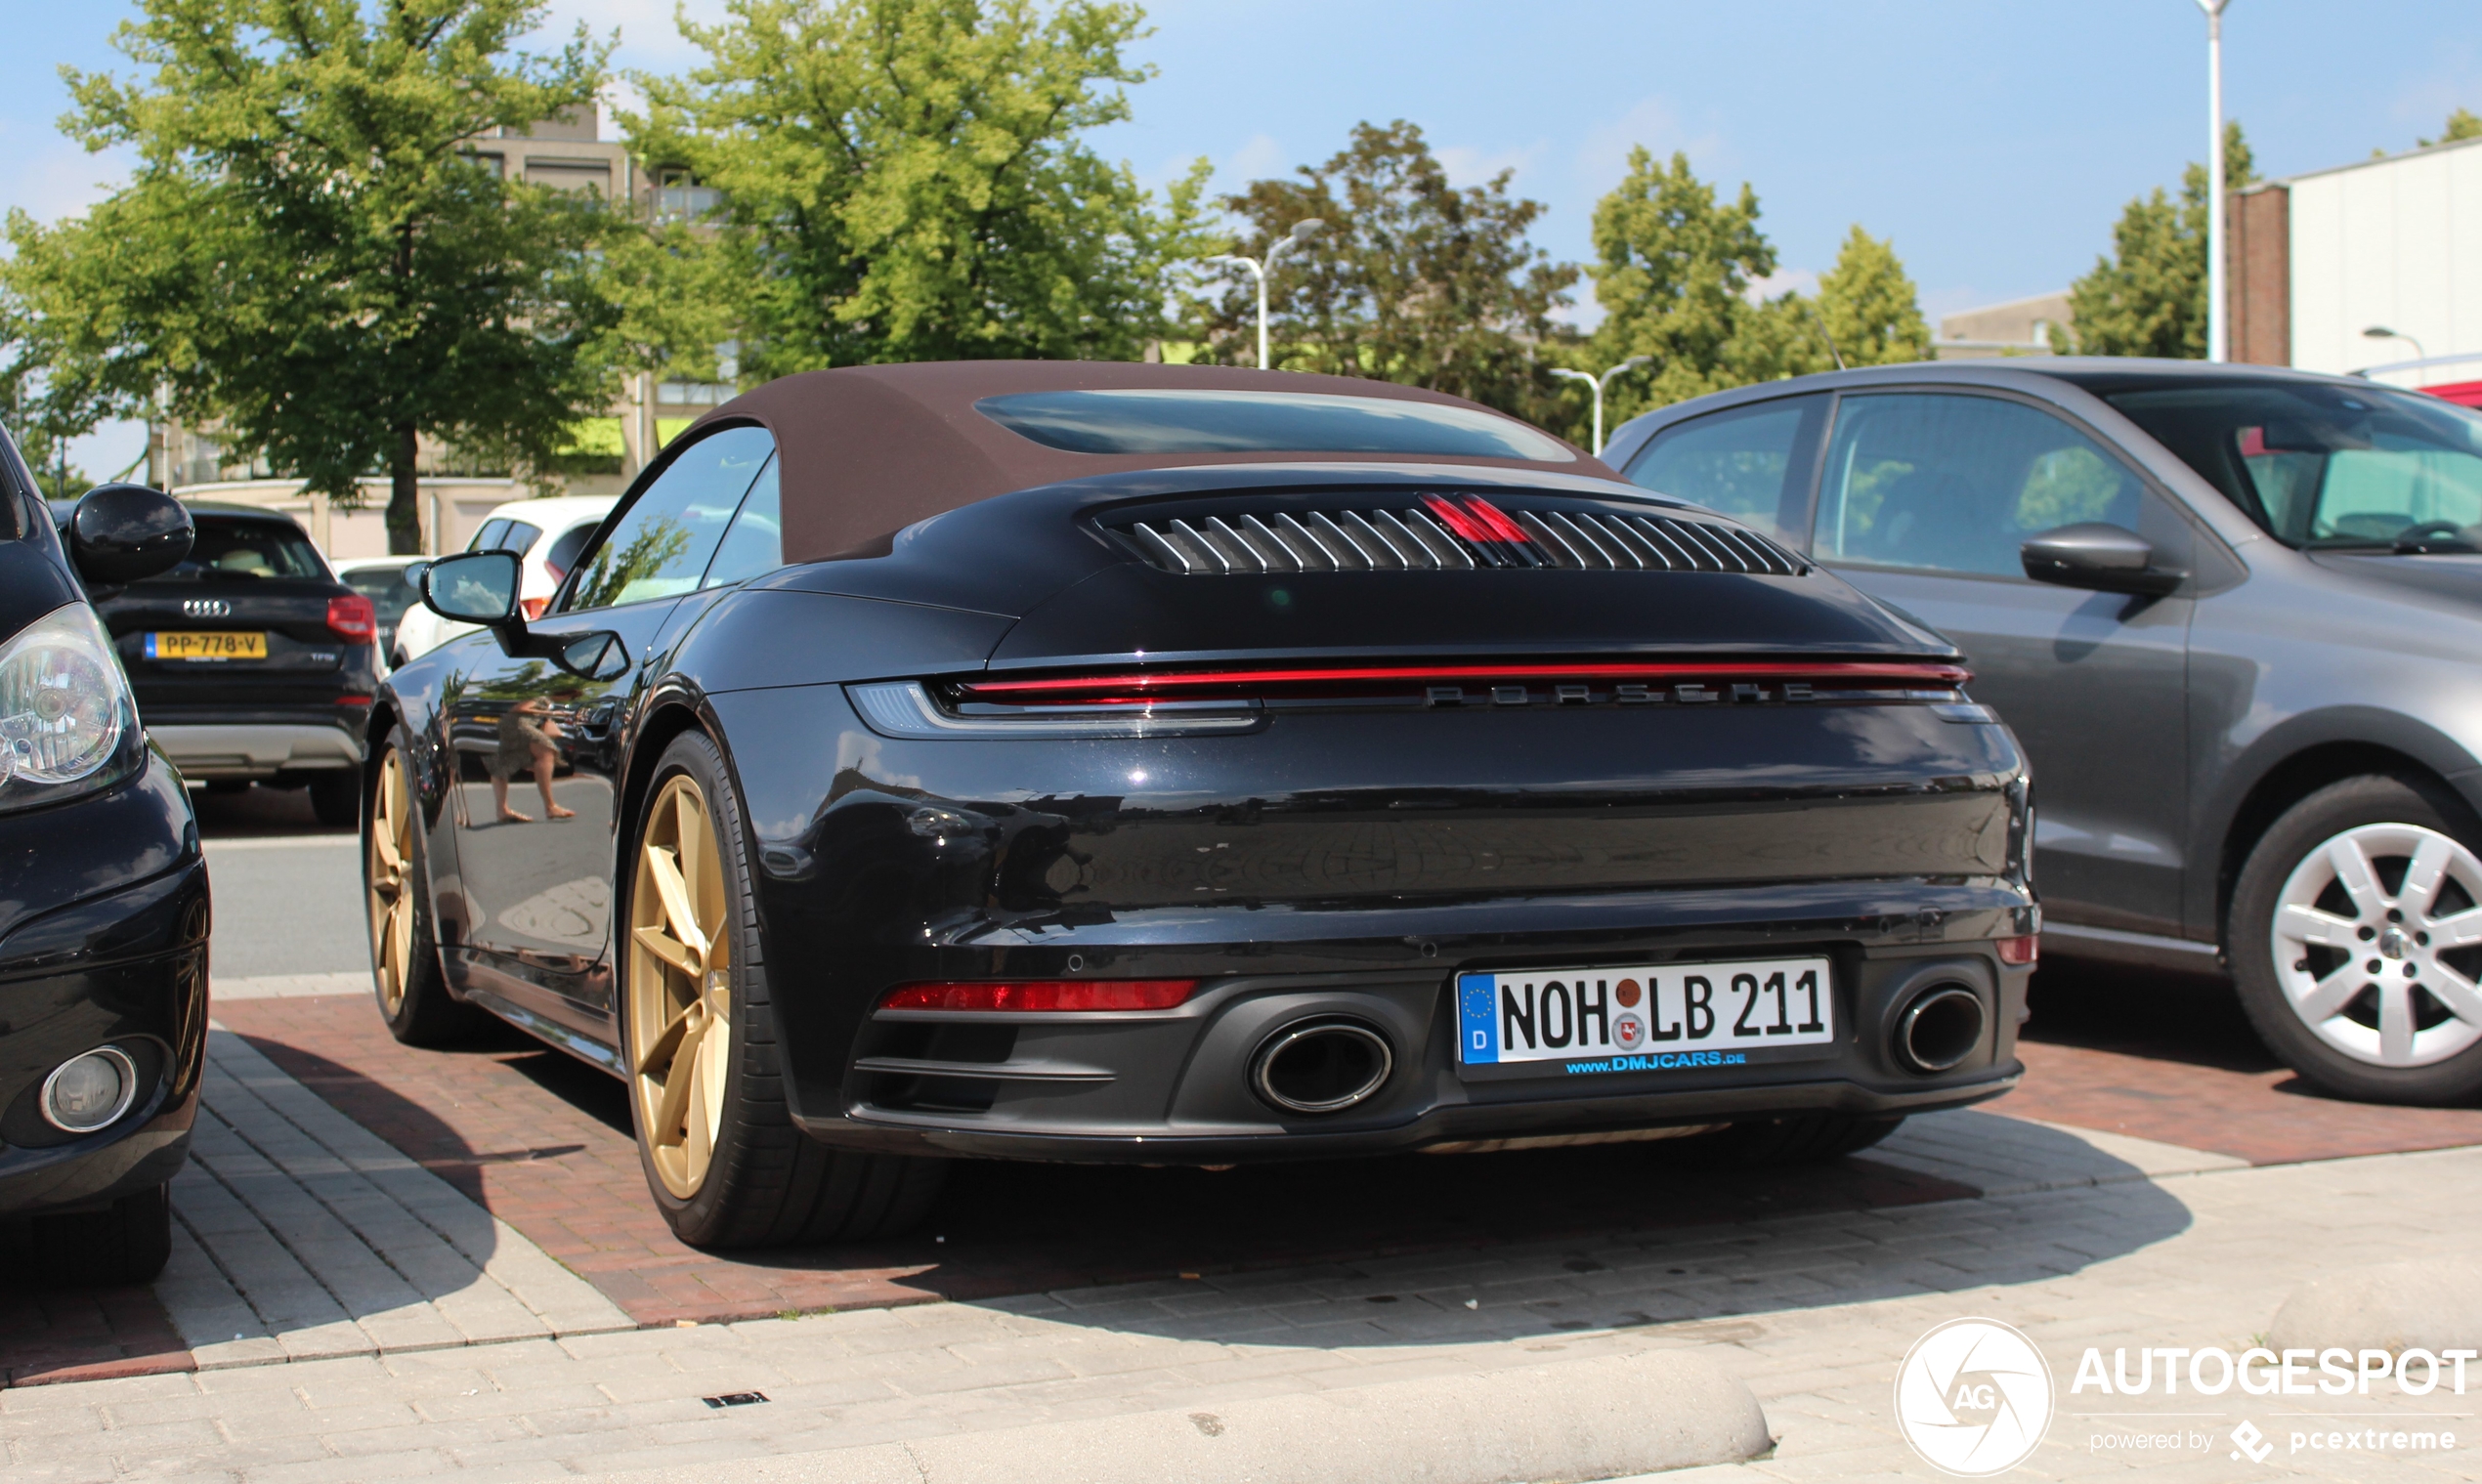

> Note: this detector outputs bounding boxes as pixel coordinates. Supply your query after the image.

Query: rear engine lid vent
[1109,494,1806,577]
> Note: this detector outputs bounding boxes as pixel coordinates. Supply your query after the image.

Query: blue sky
[7,0,2482,470]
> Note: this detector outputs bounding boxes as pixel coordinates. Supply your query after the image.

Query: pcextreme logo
[1895,1318,2055,1476]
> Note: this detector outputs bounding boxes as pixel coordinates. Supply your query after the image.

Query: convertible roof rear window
[974,388,1575,462]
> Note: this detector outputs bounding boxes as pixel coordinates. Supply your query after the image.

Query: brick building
[2228,133,2482,405]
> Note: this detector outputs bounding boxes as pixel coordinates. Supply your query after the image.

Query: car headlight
[0,602,142,813]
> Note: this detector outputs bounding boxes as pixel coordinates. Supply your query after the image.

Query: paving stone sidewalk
[8,1123,2479,1480]
[9,1136,2471,1478]
[159,1026,635,1378]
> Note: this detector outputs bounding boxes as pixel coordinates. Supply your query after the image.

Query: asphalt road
[193,784,366,978]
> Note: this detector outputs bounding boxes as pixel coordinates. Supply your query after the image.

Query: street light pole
[1206,219,1326,370]
[2200,0,2233,363]
[1549,356,1652,456]
[2364,325,2427,365]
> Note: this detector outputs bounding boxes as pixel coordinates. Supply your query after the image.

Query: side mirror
[2021,523,2186,597]
[69,484,193,586]
[556,630,630,682]
[420,550,522,624]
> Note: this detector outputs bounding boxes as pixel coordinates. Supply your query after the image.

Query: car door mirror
[420,550,522,624]
[68,484,194,586]
[556,630,630,682]
[2021,523,2186,596]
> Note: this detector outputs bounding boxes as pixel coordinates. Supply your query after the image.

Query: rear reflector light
[877,979,1200,1012]
[326,594,377,643]
[337,694,373,706]
[1996,935,2039,966]
[958,659,1973,704]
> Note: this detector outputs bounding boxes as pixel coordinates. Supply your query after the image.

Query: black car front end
[1,468,208,1282]
[684,469,2037,1165]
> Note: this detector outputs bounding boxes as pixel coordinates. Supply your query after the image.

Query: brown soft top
[682,361,1611,564]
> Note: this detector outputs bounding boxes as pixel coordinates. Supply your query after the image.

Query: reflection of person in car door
[488,698,575,824]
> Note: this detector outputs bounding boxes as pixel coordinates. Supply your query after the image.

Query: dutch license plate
[1456,956,1835,1078]
[146,631,267,661]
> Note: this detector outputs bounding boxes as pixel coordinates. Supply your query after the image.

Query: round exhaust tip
[1894,985,1987,1074]
[1251,1019,1394,1115]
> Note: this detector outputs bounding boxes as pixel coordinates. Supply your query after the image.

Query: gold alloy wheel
[367,749,416,1018]
[628,774,733,1198]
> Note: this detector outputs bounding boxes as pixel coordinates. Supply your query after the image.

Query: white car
[392,494,616,664]
[330,555,430,671]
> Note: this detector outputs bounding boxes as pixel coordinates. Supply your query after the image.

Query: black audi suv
[371,361,2035,1248]
[2,434,208,1285]
[1606,357,2482,1106]
[56,500,380,827]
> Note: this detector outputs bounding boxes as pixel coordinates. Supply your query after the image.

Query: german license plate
[147,631,267,661]
[1456,956,1835,1078]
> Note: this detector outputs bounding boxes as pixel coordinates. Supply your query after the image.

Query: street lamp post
[2200,0,2233,363]
[2364,325,2427,365]
[1206,219,1326,370]
[1549,357,1652,456]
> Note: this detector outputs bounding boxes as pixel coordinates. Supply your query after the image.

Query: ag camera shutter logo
[1896,1317,2055,1475]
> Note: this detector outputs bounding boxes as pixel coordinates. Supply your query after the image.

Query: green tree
[1,355,91,500]
[625,0,1208,377]
[1813,225,1930,367]
[2065,120,2256,359]
[1585,148,1778,422]
[1190,119,1581,436]
[2420,108,2482,147]
[0,1,632,553]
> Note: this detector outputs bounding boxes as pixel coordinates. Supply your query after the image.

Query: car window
[543,522,597,584]
[2108,382,2482,549]
[700,455,782,589]
[154,517,328,581]
[1813,393,2143,576]
[564,425,774,612]
[342,565,421,625]
[1623,396,1825,538]
[468,519,509,554]
[975,388,1575,461]
[500,520,543,556]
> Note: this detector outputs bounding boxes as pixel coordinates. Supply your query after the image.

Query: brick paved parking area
[2003,957,2482,1163]
[209,994,1978,1328]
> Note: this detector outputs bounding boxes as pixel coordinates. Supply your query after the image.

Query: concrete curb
[609,1346,1770,1484]
[2270,1259,2482,1353]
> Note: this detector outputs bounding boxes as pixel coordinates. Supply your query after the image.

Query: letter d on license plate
[1455,956,1835,1078]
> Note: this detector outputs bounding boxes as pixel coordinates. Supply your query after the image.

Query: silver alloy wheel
[2271,822,2482,1067]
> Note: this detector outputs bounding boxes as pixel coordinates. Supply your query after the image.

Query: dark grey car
[1605,359,2482,1105]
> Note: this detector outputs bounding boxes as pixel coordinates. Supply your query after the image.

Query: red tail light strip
[877,980,1200,1012]
[959,660,1971,703]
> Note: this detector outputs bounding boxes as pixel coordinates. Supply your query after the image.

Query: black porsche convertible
[370,362,2036,1248]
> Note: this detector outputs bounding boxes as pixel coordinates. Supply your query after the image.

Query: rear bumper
[150,721,364,778]
[792,933,2034,1165]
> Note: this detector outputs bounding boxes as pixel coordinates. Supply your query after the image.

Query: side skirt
[2041,920,2228,978]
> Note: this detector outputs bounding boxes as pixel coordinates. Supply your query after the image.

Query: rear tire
[2230,774,2482,1105]
[623,731,947,1249]
[309,771,360,827]
[23,1184,173,1288]
[1675,1112,1905,1167]
[366,741,487,1046]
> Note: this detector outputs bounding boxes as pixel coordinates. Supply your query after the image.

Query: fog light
[42,1046,137,1133]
